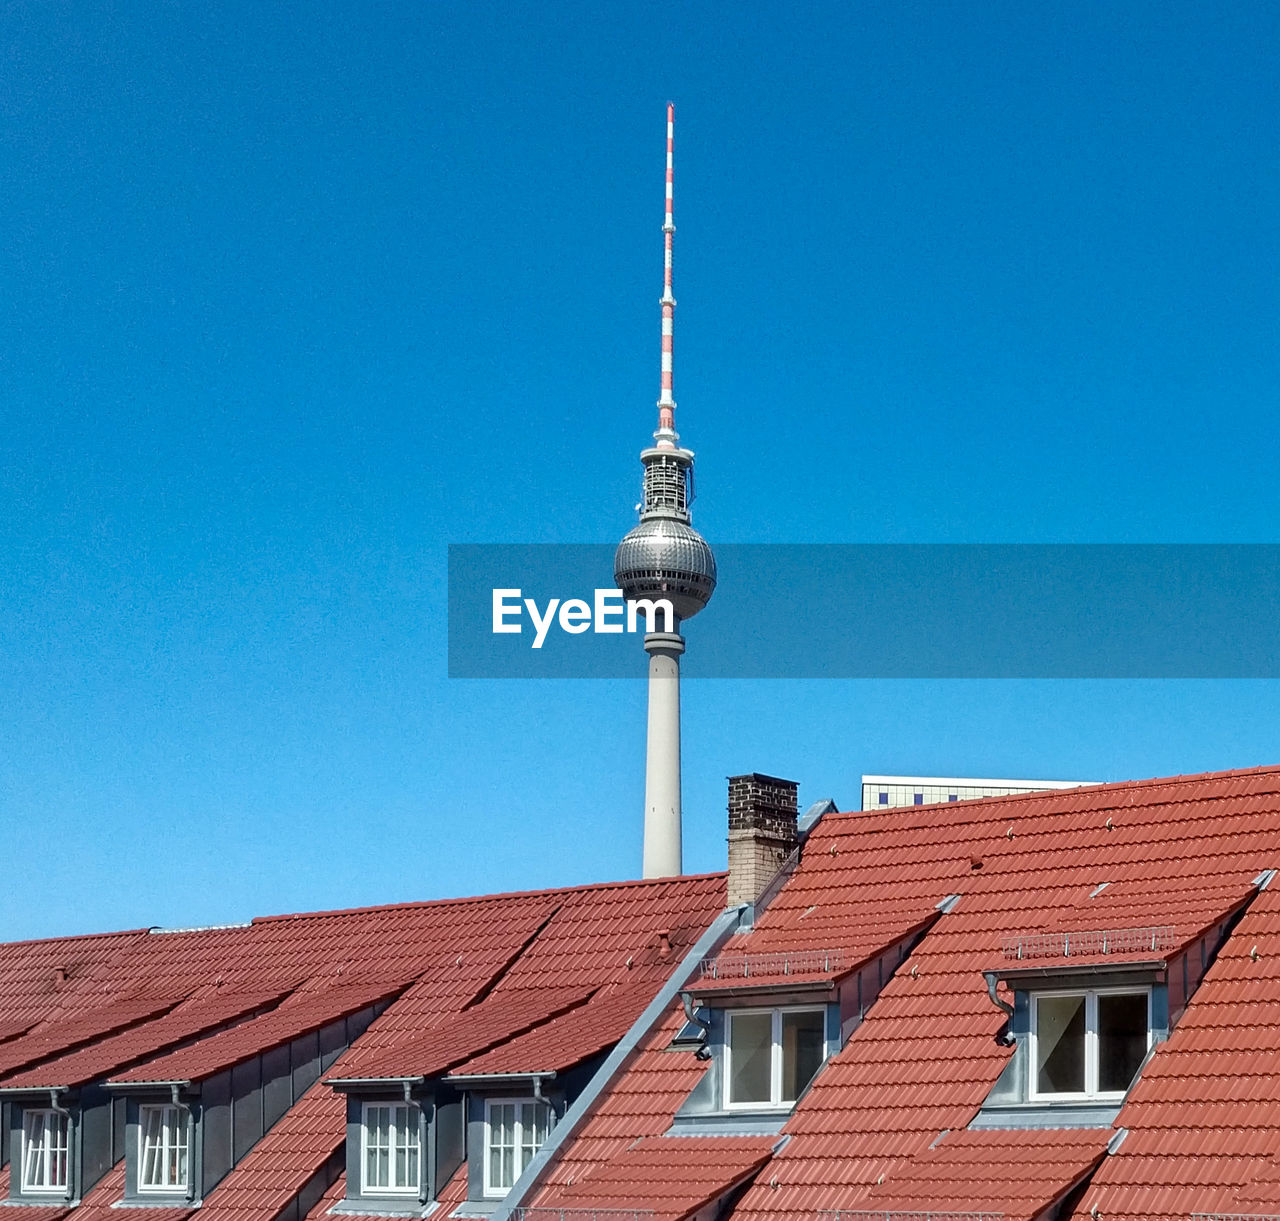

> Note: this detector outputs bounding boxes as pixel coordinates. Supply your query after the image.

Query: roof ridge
[832,761,1280,826]
[249,871,728,926]
[0,927,150,951]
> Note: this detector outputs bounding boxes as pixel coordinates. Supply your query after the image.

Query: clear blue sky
[5,1,1280,941]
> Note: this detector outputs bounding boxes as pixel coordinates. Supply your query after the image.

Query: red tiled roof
[0,871,728,1221]
[0,993,186,1078]
[451,980,658,1077]
[109,977,406,1084]
[1064,879,1280,1221]
[301,1172,346,1221]
[853,1129,1113,1221]
[197,1078,343,1221]
[1,985,291,1088]
[435,1162,470,1210]
[0,1165,72,1221]
[335,983,598,1081]
[0,929,150,1030]
[69,1164,192,1221]
[534,1135,777,1221]
[534,765,1280,1221]
[533,1004,707,1195]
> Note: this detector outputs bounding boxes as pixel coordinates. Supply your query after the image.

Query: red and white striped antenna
[655,102,677,447]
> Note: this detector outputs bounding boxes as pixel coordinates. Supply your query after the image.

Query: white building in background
[861,774,1096,810]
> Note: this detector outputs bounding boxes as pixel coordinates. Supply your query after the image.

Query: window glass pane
[728,1012,773,1104]
[23,1111,48,1189]
[780,1010,826,1102]
[140,1104,187,1191]
[1098,992,1148,1093]
[488,1103,517,1192]
[48,1112,69,1189]
[1036,994,1086,1093]
[141,1108,161,1187]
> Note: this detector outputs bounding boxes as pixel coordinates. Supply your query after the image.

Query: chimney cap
[727,772,799,789]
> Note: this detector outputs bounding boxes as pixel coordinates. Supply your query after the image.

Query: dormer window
[483,1098,553,1198]
[725,1007,826,1109]
[361,1101,421,1195]
[1031,988,1151,1101]
[138,1103,190,1193]
[21,1109,70,1194]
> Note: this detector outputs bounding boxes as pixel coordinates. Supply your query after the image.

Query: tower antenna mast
[656,102,677,447]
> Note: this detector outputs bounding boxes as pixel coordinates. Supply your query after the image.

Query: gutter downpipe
[490,903,748,1221]
[48,1088,75,1204]
[983,971,1016,1047]
[680,990,712,1060]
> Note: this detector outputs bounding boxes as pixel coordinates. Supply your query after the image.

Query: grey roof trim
[443,1071,557,1085]
[489,903,748,1221]
[148,922,251,935]
[328,1202,439,1218]
[968,1100,1123,1130]
[798,800,837,837]
[685,981,839,1005]
[991,959,1166,982]
[666,1111,788,1137]
[101,1079,192,1091]
[325,1075,426,1090]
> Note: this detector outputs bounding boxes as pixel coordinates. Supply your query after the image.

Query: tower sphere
[614,517,717,623]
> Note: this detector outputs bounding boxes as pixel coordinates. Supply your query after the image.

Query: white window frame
[21,1108,71,1195]
[482,1097,555,1199]
[137,1102,190,1194]
[722,1005,828,1111]
[1029,986,1153,1102]
[359,1101,420,1196]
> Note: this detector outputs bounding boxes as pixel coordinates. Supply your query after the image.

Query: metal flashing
[820,1213,1004,1221]
[1190,1215,1280,1221]
[488,904,748,1221]
[990,960,1166,984]
[100,1079,192,1091]
[325,1076,426,1091]
[147,923,252,935]
[665,1111,789,1138]
[329,1203,439,1218]
[512,1211,653,1221]
[442,1071,556,1085]
[967,1101,1123,1131]
[798,800,837,837]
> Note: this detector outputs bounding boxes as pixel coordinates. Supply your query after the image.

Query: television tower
[614,105,717,878]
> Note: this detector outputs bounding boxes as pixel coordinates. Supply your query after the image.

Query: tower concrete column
[642,630,685,877]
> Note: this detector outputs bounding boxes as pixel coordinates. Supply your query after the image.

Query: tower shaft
[642,631,685,877]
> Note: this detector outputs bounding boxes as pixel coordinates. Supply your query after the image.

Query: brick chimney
[727,773,800,907]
